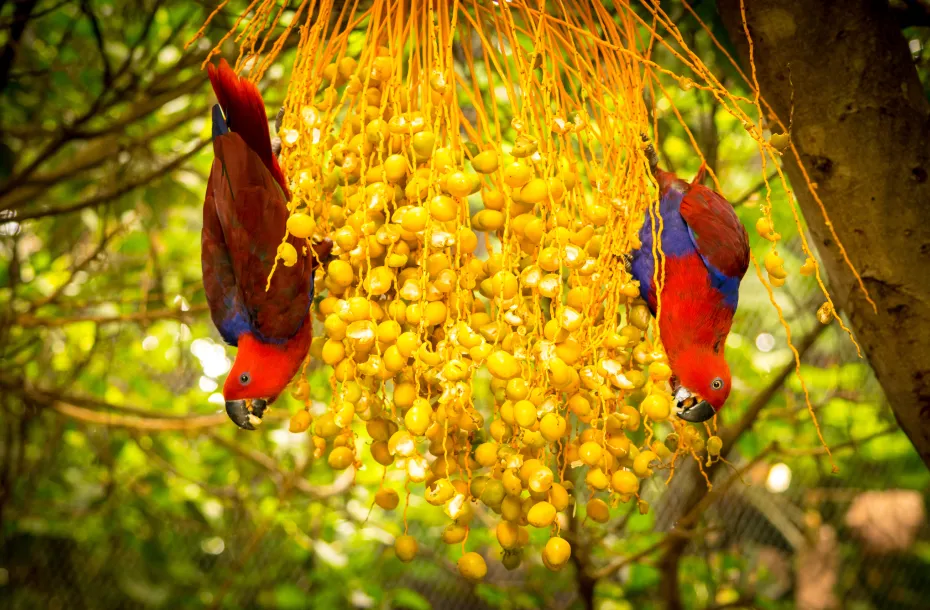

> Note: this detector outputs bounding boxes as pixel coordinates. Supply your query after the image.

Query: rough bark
[717,0,930,468]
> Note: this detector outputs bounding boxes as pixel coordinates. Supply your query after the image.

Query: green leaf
[390,588,432,610]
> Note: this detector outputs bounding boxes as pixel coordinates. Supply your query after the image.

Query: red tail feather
[207,59,289,198]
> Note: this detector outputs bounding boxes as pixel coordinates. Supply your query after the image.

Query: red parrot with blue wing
[202,60,331,429]
[631,141,750,422]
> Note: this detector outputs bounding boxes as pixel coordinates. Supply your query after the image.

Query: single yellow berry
[756,217,782,242]
[457,552,487,581]
[328,446,355,470]
[611,469,639,494]
[633,450,658,477]
[642,394,671,421]
[496,521,521,550]
[800,257,816,276]
[375,488,399,510]
[769,132,790,150]
[289,410,311,433]
[539,413,567,442]
[503,161,532,187]
[543,537,571,569]
[586,498,610,523]
[286,213,315,238]
[472,150,500,173]
[527,501,557,528]
[579,441,603,466]
[327,260,354,287]
[764,250,787,279]
[277,242,298,266]
[513,400,537,428]
[487,350,520,380]
[394,535,418,562]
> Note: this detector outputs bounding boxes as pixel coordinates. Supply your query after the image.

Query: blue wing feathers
[212,104,229,138]
[631,174,746,312]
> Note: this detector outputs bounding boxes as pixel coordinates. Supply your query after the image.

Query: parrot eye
[239,372,251,386]
[711,377,724,391]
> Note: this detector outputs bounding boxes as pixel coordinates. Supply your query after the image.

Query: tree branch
[206,432,356,499]
[0,0,38,92]
[14,303,209,328]
[8,137,210,221]
[52,401,227,430]
[79,0,113,87]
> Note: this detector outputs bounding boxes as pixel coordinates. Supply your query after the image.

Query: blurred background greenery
[2,1,929,609]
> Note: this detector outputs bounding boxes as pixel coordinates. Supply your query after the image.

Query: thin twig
[14,303,209,328]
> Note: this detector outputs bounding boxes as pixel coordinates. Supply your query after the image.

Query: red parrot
[202,60,331,429]
[630,141,750,422]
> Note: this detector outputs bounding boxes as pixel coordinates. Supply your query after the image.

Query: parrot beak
[225,398,268,430]
[674,387,716,423]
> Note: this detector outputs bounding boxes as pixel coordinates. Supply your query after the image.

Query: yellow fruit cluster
[257,2,732,578]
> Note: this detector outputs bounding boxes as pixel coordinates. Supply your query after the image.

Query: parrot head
[669,346,731,423]
[222,327,312,430]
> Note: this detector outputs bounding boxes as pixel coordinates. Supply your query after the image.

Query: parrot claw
[225,398,268,430]
[312,237,334,265]
[673,387,716,423]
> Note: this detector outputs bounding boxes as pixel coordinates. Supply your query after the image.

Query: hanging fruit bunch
[194,0,867,578]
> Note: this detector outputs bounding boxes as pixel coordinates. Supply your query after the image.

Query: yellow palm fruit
[769,132,790,150]
[383,154,408,182]
[586,498,610,523]
[527,501,557,528]
[277,242,297,266]
[539,413,567,442]
[472,150,500,173]
[496,521,522,550]
[764,250,788,279]
[579,441,603,466]
[472,209,504,232]
[328,446,355,470]
[633,450,658,477]
[503,161,532,187]
[487,350,520,379]
[289,410,312,433]
[375,488,399,510]
[642,393,671,421]
[543,537,571,569]
[528,465,554,493]
[611,469,639,495]
[394,535,418,562]
[585,467,609,490]
[756,217,781,242]
[286,213,315,238]
[426,479,456,505]
[457,552,487,582]
[445,171,479,198]
[707,435,723,456]
[800,257,816,276]
[548,483,570,511]
[405,400,432,436]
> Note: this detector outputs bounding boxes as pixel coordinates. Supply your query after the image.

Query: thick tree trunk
[716,0,930,468]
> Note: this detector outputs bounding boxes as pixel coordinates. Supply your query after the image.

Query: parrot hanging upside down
[202,59,332,430]
[630,139,750,423]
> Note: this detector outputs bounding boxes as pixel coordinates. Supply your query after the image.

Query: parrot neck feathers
[222,317,312,402]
